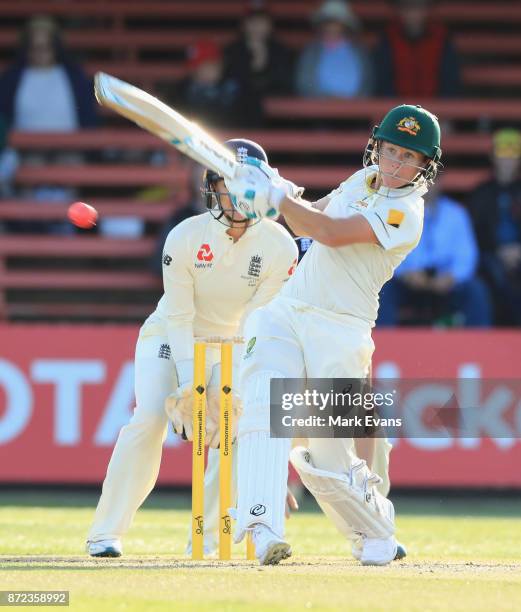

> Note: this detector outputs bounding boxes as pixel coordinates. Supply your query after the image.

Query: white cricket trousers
[235,297,390,539]
[87,316,224,544]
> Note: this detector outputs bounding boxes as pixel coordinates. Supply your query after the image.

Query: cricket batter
[226,105,442,565]
[86,139,299,557]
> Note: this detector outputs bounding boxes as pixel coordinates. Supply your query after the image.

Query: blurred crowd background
[0,0,520,328]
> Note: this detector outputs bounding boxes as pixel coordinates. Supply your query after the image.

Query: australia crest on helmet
[396,117,421,137]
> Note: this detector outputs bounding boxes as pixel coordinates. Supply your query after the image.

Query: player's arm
[161,221,196,366]
[310,195,331,212]
[228,161,411,249]
[280,197,379,248]
[162,221,198,438]
[281,194,330,236]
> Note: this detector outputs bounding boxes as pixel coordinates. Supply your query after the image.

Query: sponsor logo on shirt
[387,209,405,228]
[244,336,256,359]
[197,243,213,261]
[162,252,172,266]
[195,243,214,268]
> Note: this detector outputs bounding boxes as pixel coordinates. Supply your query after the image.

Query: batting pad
[290,446,395,539]
[239,370,284,436]
[234,431,290,542]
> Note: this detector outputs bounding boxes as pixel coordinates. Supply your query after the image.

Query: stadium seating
[1,2,520,94]
[1,1,520,22]
[263,99,521,122]
[0,61,514,95]
[1,131,188,320]
[0,28,518,55]
[9,127,497,191]
[0,1,519,322]
[0,232,162,321]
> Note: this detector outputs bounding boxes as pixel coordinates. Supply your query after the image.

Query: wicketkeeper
[86,139,299,557]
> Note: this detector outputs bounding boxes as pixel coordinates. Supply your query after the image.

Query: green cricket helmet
[364,104,442,183]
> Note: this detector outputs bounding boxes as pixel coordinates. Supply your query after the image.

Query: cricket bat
[94,72,238,180]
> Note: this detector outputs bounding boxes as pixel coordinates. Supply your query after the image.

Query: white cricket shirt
[280,166,426,325]
[153,213,298,362]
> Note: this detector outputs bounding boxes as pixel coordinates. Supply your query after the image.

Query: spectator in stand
[224,3,295,126]
[0,16,97,131]
[468,128,521,326]
[378,183,491,327]
[373,0,461,98]
[295,0,374,98]
[0,114,19,203]
[0,16,97,233]
[160,40,243,129]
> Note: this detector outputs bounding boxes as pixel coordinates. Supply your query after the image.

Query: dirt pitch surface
[2,555,521,574]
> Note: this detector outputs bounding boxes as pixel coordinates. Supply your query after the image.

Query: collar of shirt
[208,215,261,243]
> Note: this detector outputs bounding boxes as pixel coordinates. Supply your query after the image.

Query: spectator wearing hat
[160,40,243,129]
[224,5,295,126]
[373,0,461,98]
[468,129,521,325]
[378,182,491,327]
[295,0,374,98]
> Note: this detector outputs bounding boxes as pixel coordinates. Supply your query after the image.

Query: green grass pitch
[1,490,520,611]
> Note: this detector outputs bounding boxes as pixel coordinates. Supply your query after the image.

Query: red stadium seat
[0,0,517,322]
[9,128,495,156]
[0,236,162,321]
[0,200,174,222]
[264,98,521,123]
[0,29,518,57]
[1,2,520,23]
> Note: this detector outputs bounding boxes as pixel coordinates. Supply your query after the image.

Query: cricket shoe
[352,538,407,562]
[251,524,292,566]
[394,542,407,560]
[87,539,122,558]
[360,536,397,566]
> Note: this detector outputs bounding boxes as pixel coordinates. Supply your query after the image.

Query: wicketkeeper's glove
[165,358,194,440]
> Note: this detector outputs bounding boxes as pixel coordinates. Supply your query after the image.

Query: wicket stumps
[191,336,255,561]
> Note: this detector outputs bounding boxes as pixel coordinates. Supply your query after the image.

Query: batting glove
[266,166,305,201]
[226,157,301,221]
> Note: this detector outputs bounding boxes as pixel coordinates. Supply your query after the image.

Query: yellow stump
[219,342,233,560]
[191,342,206,560]
[246,532,256,560]
[190,336,254,562]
